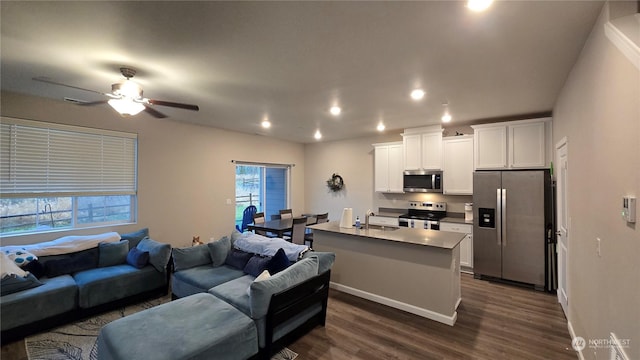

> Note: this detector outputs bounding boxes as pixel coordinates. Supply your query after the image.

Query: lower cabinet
[440,222,473,273]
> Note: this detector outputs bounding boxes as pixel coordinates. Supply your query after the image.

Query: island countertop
[307,221,465,249]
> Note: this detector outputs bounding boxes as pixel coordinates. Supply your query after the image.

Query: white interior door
[555,138,569,317]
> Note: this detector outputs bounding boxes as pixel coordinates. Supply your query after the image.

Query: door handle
[496,188,502,246]
[502,189,507,247]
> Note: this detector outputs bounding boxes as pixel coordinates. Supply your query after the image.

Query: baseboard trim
[567,320,584,360]
[330,281,457,326]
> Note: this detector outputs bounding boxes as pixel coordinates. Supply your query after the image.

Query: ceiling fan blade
[143,105,168,118]
[76,100,109,106]
[33,77,109,96]
[147,99,199,111]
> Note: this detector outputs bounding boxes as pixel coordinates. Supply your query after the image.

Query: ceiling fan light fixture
[108,98,145,116]
[112,80,142,99]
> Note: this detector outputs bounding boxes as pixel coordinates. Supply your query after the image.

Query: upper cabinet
[402,125,442,170]
[471,118,552,170]
[442,135,474,195]
[373,142,404,193]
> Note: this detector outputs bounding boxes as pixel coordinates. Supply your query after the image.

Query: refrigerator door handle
[496,188,502,245]
[502,188,507,247]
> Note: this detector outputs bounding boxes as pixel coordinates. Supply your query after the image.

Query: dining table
[247,217,295,238]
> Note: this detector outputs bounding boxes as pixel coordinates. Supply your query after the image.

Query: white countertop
[308,221,465,249]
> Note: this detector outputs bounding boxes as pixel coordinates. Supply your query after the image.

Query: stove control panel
[408,201,447,211]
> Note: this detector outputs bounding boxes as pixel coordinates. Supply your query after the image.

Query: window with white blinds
[0,117,137,197]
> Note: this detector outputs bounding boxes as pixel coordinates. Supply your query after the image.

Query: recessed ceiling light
[314,130,322,140]
[261,119,271,128]
[410,89,425,101]
[441,112,452,123]
[467,0,493,12]
[377,122,386,132]
[329,106,341,116]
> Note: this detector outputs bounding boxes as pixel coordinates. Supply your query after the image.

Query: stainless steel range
[398,201,447,230]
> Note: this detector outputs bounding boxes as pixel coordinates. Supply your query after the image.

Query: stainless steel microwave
[403,170,443,193]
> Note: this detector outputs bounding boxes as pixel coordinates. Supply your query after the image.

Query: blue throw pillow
[224,248,253,270]
[267,248,291,275]
[172,245,211,271]
[22,260,45,279]
[244,254,272,277]
[136,237,171,272]
[44,250,98,277]
[120,228,149,249]
[1,273,43,296]
[126,247,149,269]
[207,236,231,267]
[98,240,129,267]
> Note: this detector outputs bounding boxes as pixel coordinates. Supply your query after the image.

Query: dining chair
[279,209,293,219]
[236,205,257,232]
[285,217,308,245]
[252,212,268,236]
[304,212,328,248]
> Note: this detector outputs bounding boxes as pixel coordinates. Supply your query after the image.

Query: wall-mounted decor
[326,173,344,192]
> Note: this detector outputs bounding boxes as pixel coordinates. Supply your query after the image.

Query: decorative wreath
[326,173,345,192]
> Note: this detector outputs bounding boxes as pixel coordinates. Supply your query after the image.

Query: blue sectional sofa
[1,228,171,343]
[171,231,335,358]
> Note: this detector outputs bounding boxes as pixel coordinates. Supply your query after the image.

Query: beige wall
[1,91,305,248]
[553,3,639,359]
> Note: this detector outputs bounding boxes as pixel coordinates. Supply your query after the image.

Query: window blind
[0,117,137,197]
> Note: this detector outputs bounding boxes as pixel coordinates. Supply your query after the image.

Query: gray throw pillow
[120,228,149,250]
[172,244,212,271]
[98,240,129,267]
[207,236,231,267]
[136,237,171,272]
[1,273,43,296]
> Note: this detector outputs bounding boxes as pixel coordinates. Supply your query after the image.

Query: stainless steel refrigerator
[473,170,554,291]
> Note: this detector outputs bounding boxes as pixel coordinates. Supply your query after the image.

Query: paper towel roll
[339,208,353,228]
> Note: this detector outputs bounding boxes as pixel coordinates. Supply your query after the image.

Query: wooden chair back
[290,217,308,245]
[279,209,293,219]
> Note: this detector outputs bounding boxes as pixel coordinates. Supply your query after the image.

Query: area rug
[25,295,298,360]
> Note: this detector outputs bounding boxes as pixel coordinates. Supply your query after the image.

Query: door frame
[555,137,569,317]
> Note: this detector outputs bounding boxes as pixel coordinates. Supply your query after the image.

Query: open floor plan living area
[1,1,638,359]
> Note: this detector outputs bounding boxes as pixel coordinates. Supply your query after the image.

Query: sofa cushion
[136,237,171,272]
[126,248,149,269]
[208,274,254,317]
[0,275,78,331]
[22,260,46,279]
[172,264,245,297]
[0,273,43,296]
[44,249,98,277]
[249,255,319,319]
[172,244,211,271]
[207,236,231,267]
[225,248,253,270]
[73,264,166,309]
[302,251,335,274]
[243,255,271,277]
[120,228,149,249]
[99,240,129,267]
[267,248,290,275]
[97,293,258,360]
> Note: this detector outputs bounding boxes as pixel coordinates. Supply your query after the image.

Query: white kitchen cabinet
[402,126,442,170]
[442,136,473,195]
[472,118,551,170]
[440,222,473,272]
[373,142,404,193]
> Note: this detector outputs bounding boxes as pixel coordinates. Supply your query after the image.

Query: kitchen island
[307,221,466,325]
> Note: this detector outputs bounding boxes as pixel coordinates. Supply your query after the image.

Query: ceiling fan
[33,67,199,118]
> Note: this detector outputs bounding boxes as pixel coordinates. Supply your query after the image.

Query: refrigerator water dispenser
[478,208,495,228]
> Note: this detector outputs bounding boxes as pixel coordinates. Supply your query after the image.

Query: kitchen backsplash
[374,192,472,214]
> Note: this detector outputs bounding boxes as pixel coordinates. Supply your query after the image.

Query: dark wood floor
[1,274,576,360]
[288,274,577,360]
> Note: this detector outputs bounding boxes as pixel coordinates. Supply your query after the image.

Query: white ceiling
[1,1,603,143]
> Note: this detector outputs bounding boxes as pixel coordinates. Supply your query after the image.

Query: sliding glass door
[235,164,289,228]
